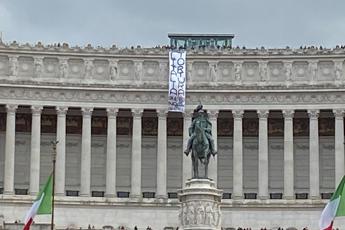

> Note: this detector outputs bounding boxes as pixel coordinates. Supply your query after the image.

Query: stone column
[283,110,294,199]
[232,110,244,199]
[334,109,344,187]
[3,104,18,195]
[29,106,43,195]
[308,109,320,199]
[80,107,93,197]
[156,109,168,198]
[208,110,218,185]
[258,110,269,199]
[130,109,143,198]
[105,108,118,197]
[183,110,193,185]
[55,106,68,196]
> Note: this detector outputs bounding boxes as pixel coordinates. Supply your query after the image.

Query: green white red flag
[23,173,53,230]
[319,175,345,230]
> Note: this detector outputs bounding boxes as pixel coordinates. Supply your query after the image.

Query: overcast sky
[1,0,345,48]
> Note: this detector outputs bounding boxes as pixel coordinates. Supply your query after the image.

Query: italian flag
[319,175,345,230]
[23,174,53,230]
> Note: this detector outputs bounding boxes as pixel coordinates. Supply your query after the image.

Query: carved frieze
[142,61,159,81]
[68,59,84,79]
[18,56,34,77]
[318,61,334,81]
[0,55,9,75]
[293,61,309,81]
[217,62,234,82]
[242,62,259,82]
[43,57,59,79]
[192,61,208,81]
[268,62,284,82]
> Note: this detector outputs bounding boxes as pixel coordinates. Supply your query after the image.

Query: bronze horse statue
[191,120,212,178]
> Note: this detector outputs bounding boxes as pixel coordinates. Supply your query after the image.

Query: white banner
[168,50,186,112]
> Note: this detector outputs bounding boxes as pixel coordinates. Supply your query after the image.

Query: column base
[283,195,294,200]
[310,195,321,200]
[105,193,117,198]
[155,194,168,200]
[232,195,244,200]
[129,194,142,199]
[29,191,38,196]
[55,192,65,196]
[258,195,269,200]
[79,193,90,197]
[3,191,14,195]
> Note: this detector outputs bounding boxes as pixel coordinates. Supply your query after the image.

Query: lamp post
[51,140,58,230]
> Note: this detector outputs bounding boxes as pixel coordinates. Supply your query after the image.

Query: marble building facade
[1,41,345,229]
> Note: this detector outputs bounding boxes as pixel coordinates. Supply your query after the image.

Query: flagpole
[51,141,58,230]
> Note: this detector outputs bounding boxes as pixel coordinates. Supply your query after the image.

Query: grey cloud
[1,0,345,48]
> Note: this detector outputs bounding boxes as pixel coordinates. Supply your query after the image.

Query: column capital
[183,109,194,119]
[6,104,18,113]
[257,110,269,119]
[56,106,68,115]
[81,107,93,116]
[157,109,168,118]
[232,110,244,119]
[282,110,294,119]
[31,105,43,115]
[307,109,319,119]
[333,109,345,118]
[106,108,118,117]
[131,108,143,118]
[207,110,219,119]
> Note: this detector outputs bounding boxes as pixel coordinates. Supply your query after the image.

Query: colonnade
[1,105,344,199]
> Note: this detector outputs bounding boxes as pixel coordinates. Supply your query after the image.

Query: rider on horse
[184,104,217,157]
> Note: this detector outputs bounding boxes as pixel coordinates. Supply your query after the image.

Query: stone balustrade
[0,41,345,88]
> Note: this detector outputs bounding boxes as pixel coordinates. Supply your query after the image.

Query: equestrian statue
[184,103,217,178]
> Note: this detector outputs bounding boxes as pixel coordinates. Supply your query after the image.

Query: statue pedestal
[178,179,222,230]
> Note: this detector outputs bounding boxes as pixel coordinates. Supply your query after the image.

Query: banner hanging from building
[168,50,186,112]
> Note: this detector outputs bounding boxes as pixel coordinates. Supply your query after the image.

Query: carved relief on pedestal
[180,201,221,227]
[334,60,343,83]
[118,60,134,81]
